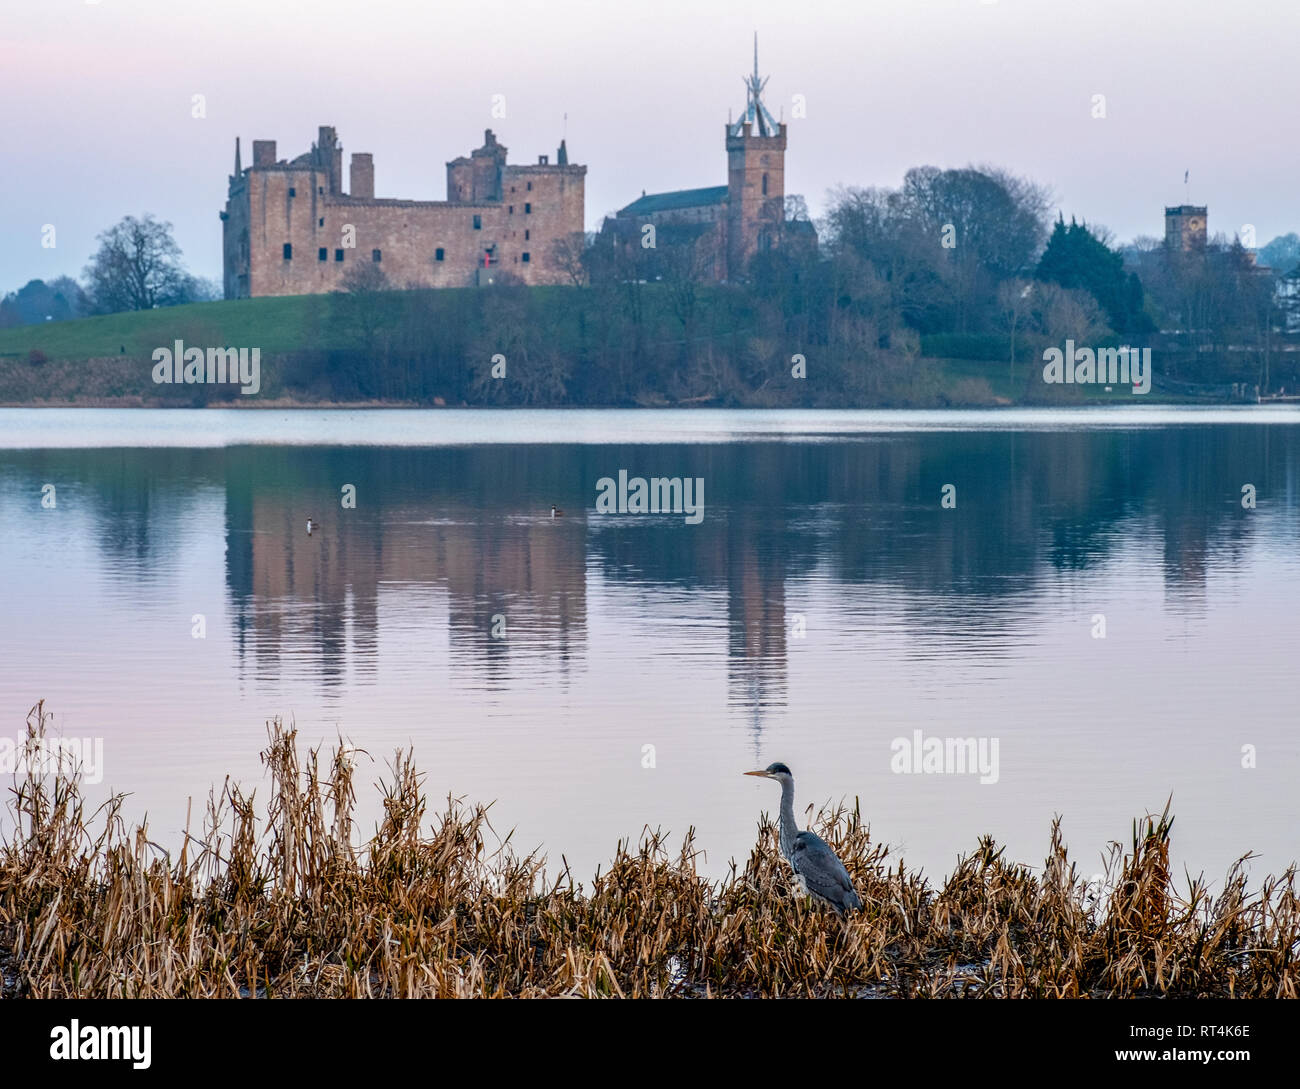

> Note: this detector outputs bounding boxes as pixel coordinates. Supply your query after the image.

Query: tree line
[311,164,1294,404]
[7,175,1298,403]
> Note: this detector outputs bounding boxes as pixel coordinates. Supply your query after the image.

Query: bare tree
[341,262,390,295]
[1033,281,1110,345]
[82,214,192,313]
[998,278,1035,387]
[549,231,590,286]
[331,262,396,350]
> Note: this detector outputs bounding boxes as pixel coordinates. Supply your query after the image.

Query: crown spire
[729,33,779,137]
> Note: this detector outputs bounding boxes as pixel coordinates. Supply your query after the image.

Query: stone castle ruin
[221,126,585,298]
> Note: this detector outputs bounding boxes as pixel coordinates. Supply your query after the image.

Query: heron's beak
[744,770,770,778]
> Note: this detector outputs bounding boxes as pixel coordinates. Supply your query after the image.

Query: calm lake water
[1,407,1297,886]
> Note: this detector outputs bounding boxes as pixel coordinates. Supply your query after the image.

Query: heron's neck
[777,778,799,857]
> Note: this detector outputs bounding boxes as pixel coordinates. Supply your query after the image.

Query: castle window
[435,248,445,261]
[526,182,532,191]
[509,206,514,215]
[762,173,769,196]
[334,249,344,262]
[524,203,531,214]
[283,243,292,260]
[289,187,296,197]
[318,187,324,195]
[473,215,482,230]
[525,229,530,241]
[372,249,382,263]
[319,218,324,227]
[318,248,327,261]
[522,252,530,263]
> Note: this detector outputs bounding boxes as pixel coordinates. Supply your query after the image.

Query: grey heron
[745,763,863,914]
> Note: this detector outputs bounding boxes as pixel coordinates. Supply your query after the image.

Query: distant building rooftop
[1165,205,1208,215]
[619,185,728,216]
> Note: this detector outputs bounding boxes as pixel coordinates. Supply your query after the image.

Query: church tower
[725,35,786,279]
[1164,204,1207,252]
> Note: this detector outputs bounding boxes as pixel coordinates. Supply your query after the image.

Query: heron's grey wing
[790,830,863,912]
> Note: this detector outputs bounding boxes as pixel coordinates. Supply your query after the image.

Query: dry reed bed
[1,703,1296,998]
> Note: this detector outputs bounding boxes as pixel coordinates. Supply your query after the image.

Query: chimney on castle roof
[350,153,374,200]
[252,140,276,167]
[557,139,568,166]
[234,137,241,175]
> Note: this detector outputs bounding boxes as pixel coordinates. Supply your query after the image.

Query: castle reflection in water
[185,428,1295,741]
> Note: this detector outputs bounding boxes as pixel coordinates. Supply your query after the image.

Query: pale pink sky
[2,0,1298,288]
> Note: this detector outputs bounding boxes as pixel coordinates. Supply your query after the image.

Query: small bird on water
[551,505,564,518]
[306,517,316,535]
[745,763,863,914]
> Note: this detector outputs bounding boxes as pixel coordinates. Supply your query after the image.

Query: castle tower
[1165,205,1207,251]
[446,130,508,203]
[725,35,786,279]
[315,126,343,195]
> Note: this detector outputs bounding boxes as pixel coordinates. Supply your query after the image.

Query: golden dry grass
[1,702,1296,998]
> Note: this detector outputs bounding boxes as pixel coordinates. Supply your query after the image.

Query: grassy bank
[0,296,328,360]
[0,291,1204,408]
[1,703,1295,998]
